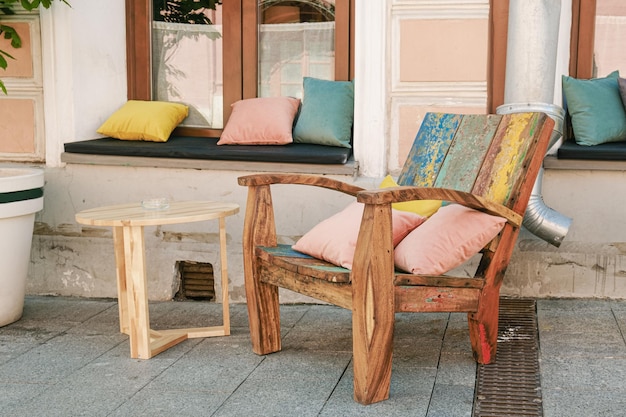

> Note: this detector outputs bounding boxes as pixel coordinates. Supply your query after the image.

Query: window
[152,3,224,129]
[126,0,353,138]
[258,1,337,98]
[569,0,626,78]
[592,1,626,75]
[547,0,626,166]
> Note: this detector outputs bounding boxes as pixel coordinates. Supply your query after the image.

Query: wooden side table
[76,200,239,359]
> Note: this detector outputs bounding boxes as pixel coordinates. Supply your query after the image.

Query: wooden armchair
[237,112,554,404]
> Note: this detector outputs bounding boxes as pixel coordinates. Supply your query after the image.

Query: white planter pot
[0,167,44,327]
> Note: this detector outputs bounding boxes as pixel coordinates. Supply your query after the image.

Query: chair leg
[351,203,395,404]
[352,301,394,404]
[468,225,518,365]
[241,184,281,355]
[245,263,281,355]
[467,288,500,365]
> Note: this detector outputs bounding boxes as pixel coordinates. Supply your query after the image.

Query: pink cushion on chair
[394,204,506,275]
[292,201,426,270]
[217,96,301,145]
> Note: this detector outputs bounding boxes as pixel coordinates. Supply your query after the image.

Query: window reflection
[258,1,336,98]
[593,0,626,76]
[152,1,224,128]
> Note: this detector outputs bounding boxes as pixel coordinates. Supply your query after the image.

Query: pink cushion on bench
[218,96,301,145]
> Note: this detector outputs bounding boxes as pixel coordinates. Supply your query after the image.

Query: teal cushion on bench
[293,77,354,148]
[562,71,626,146]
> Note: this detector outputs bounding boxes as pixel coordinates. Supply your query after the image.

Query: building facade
[1,0,625,301]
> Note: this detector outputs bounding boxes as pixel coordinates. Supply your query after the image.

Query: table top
[75,200,239,227]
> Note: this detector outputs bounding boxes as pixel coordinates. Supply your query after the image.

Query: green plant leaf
[0,80,7,95]
[0,49,15,66]
[1,25,21,48]
[19,0,41,11]
[154,0,221,24]
[0,0,19,14]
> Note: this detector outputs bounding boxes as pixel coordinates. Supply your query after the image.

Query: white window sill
[544,155,626,171]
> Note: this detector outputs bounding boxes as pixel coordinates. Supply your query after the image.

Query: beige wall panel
[0,98,35,153]
[396,104,485,167]
[0,15,43,161]
[400,18,488,82]
[597,0,626,15]
[0,22,34,78]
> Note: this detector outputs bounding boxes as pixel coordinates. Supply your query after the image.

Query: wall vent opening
[174,261,215,301]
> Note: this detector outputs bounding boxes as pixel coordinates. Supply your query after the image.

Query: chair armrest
[238,173,365,197]
[238,173,366,252]
[356,186,523,227]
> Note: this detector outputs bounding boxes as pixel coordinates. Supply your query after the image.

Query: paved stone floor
[0,296,624,416]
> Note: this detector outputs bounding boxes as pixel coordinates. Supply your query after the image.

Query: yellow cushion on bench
[97,100,189,142]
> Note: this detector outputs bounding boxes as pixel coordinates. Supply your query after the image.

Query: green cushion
[562,71,626,146]
[293,77,354,148]
[619,77,626,106]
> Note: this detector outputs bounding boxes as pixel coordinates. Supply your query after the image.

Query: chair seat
[257,244,486,313]
[256,245,351,283]
[257,244,487,289]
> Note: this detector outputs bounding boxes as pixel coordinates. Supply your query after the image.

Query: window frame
[125,0,354,137]
[569,0,596,79]
[487,0,508,113]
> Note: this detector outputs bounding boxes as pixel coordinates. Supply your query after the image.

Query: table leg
[219,217,231,335]
[112,226,129,335]
[122,225,151,359]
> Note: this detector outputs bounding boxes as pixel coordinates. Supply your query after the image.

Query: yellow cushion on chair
[379,175,442,217]
[97,100,189,142]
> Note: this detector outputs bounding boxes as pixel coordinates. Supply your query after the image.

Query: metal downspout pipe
[496,0,572,247]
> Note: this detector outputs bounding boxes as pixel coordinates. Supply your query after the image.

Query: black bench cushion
[557,105,626,161]
[64,136,352,165]
[558,139,626,160]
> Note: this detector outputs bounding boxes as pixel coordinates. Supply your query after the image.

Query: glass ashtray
[141,198,170,211]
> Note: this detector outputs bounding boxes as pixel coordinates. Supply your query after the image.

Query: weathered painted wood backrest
[397,112,548,208]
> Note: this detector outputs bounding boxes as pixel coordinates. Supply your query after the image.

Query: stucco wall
[503,168,626,298]
[13,0,626,302]
[28,165,379,301]
[27,165,626,302]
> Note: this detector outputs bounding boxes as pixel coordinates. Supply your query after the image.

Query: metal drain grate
[175,261,215,301]
[473,298,543,417]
